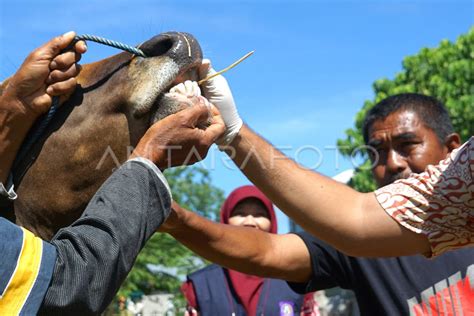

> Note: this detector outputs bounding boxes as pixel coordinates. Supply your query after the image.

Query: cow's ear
[0,78,10,96]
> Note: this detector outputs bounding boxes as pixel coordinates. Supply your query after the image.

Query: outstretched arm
[161,202,312,283]
[224,125,430,257]
[197,60,429,257]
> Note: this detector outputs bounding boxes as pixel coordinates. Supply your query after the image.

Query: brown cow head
[2,32,203,239]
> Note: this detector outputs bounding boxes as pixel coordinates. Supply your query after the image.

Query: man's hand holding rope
[0,31,87,183]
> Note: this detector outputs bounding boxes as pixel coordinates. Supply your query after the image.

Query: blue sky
[1,0,472,233]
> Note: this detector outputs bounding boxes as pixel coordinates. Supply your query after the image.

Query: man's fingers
[179,97,211,127]
[32,94,53,112]
[202,113,226,144]
[50,51,82,70]
[46,77,77,96]
[36,31,77,59]
[74,40,87,54]
[210,104,221,117]
[55,31,77,51]
[46,64,82,84]
[201,105,226,144]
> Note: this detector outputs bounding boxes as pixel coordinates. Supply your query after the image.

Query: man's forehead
[368,110,424,141]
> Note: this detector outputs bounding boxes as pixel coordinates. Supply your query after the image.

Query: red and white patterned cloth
[375,137,473,257]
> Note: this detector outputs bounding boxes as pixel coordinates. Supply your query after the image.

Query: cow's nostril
[139,32,202,65]
[144,37,174,57]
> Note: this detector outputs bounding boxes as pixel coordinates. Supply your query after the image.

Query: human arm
[38,101,224,314]
[0,31,86,183]
[161,202,312,283]
[198,62,429,257]
[224,125,430,257]
[39,158,171,314]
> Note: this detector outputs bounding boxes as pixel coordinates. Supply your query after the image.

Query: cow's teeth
[169,80,201,96]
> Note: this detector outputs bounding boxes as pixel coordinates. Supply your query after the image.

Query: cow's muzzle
[139,32,202,68]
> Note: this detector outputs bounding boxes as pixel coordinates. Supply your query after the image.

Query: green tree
[114,166,225,311]
[337,27,474,192]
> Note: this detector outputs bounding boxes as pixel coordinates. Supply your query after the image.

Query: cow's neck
[13,52,147,240]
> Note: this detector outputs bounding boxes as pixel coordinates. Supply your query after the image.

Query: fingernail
[63,31,75,37]
[46,86,54,94]
[50,61,57,69]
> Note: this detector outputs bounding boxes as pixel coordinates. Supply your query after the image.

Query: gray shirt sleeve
[39,159,171,315]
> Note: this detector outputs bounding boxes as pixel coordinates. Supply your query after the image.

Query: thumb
[37,31,77,59]
[202,106,226,143]
[180,97,211,128]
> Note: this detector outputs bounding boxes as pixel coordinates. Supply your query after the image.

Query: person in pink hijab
[181,185,303,316]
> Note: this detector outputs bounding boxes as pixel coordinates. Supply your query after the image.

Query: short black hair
[362,93,454,144]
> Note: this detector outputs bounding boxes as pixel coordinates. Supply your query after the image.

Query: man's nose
[386,149,407,174]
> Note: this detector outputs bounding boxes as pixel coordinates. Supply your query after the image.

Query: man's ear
[444,133,461,152]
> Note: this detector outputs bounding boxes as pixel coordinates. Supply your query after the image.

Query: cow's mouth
[147,62,201,123]
[129,31,203,123]
[162,62,200,102]
[171,63,201,87]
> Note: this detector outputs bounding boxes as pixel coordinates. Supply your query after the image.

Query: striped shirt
[0,218,56,315]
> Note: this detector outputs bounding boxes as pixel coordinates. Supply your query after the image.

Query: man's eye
[402,142,418,149]
[396,142,419,156]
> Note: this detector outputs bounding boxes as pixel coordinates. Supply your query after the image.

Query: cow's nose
[139,32,202,66]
